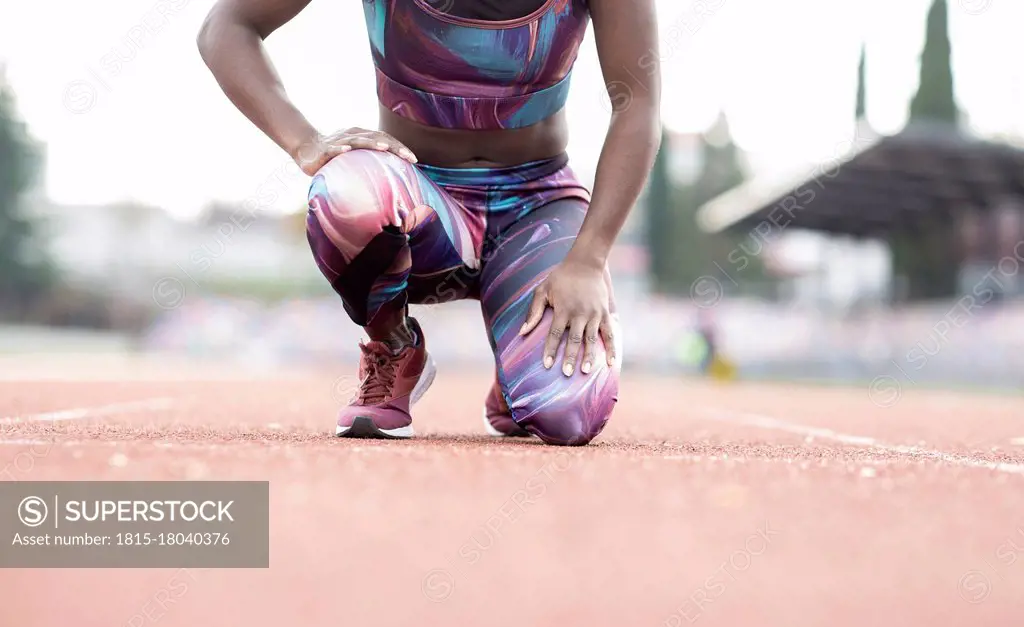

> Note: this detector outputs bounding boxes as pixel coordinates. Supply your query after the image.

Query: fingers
[542,310,569,370]
[374,135,418,163]
[580,317,601,374]
[304,130,418,176]
[519,287,548,336]
[328,130,417,163]
[600,314,617,367]
[562,316,588,376]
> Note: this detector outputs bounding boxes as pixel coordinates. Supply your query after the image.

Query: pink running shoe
[483,376,531,438]
[336,318,435,439]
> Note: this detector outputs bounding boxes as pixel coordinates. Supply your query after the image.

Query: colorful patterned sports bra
[360,0,590,131]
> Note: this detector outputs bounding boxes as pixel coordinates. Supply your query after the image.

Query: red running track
[0,356,1022,626]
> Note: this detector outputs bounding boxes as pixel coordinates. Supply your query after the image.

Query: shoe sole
[336,352,436,440]
[482,407,532,438]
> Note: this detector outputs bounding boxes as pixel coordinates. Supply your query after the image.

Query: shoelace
[358,349,398,405]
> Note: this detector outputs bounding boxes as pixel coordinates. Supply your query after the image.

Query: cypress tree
[908,0,959,125]
[644,127,673,293]
[892,0,961,301]
[855,45,867,122]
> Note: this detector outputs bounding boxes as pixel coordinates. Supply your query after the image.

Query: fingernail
[582,361,591,374]
[519,323,528,335]
[562,363,573,377]
[340,145,352,152]
[376,142,389,149]
[544,356,553,369]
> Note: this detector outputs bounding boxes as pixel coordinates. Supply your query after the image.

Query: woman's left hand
[519,258,617,376]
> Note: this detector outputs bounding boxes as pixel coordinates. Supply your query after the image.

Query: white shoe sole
[335,352,436,440]
[482,407,506,437]
[481,406,533,438]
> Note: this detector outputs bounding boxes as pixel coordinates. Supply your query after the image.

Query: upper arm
[588,0,661,112]
[204,0,314,39]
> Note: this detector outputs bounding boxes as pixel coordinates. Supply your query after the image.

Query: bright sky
[0,0,1021,219]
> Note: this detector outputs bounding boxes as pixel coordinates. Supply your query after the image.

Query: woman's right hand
[294,127,418,176]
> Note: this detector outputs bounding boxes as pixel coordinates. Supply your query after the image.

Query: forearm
[197,9,317,160]
[567,98,661,268]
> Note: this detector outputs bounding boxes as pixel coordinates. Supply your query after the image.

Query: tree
[855,44,867,122]
[890,0,961,301]
[644,113,768,296]
[677,114,746,291]
[0,70,52,315]
[908,0,959,125]
[645,126,674,293]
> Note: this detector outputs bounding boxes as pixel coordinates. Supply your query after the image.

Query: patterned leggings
[305,150,619,445]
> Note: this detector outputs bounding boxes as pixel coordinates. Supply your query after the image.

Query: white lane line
[698,407,1024,476]
[0,398,176,426]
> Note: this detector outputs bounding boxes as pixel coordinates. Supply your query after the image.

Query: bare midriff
[379,106,570,168]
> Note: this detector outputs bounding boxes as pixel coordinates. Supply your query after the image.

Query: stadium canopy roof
[696,123,1024,238]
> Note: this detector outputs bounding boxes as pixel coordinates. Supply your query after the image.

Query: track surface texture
[1,355,1023,626]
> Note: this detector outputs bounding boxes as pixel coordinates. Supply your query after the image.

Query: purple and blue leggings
[305,150,619,445]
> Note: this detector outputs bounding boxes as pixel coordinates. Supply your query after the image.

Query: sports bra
[360,0,591,131]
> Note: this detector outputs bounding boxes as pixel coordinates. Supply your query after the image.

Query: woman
[197,0,661,445]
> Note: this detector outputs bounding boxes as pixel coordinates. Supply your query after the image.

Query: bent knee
[511,374,619,446]
[307,149,417,249]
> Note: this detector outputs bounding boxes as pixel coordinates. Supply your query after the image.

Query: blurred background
[0,0,1022,390]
